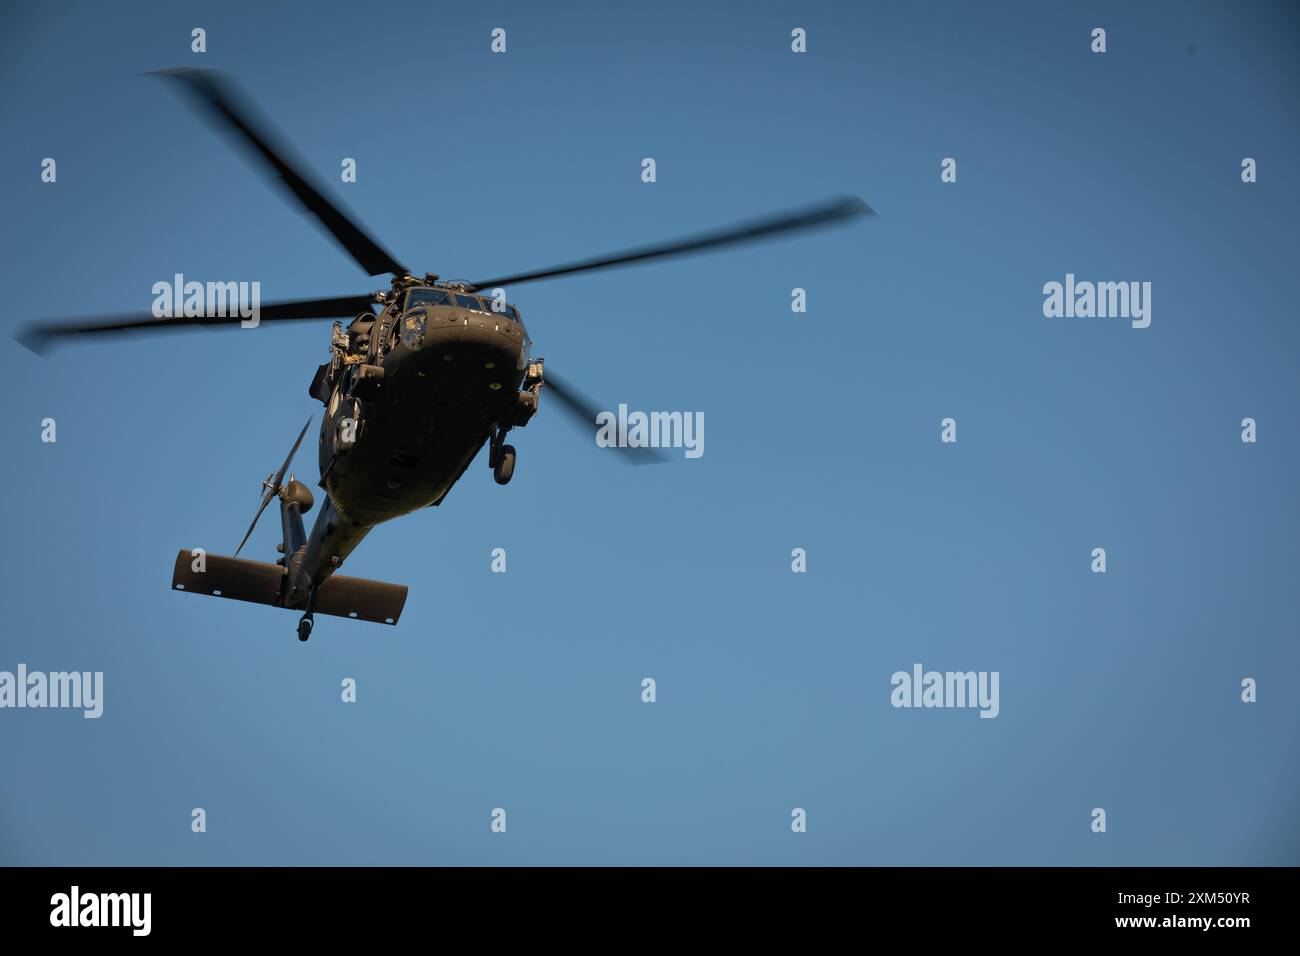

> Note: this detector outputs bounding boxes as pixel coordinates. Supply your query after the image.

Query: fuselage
[290,286,532,600]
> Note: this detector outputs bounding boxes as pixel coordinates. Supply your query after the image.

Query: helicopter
[18,68,873,641]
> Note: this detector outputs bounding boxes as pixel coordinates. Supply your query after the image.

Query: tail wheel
[493,445,516,485]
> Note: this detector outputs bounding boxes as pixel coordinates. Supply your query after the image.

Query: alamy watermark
[595,404,704,459]
[50,886,150,936]
[0,664,103,718]
[890,663,999,718]
[1042,273,1151,329]
[152,273,261,328]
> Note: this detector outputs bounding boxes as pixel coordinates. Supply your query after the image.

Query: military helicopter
[18,69,873,641]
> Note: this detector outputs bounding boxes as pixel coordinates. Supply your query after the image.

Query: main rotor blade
[235,417,312,557]
[16,294,376,354]
[542,370,669,465]
[150,68,407,278]
[470,195,873,291]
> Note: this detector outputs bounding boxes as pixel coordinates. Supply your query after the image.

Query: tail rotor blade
[271,417,313,492]
[234,493,276,558]
[234,417,313,556]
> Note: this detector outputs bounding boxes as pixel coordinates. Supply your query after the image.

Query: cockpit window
[406,288,452,309]
[410,288,515,319]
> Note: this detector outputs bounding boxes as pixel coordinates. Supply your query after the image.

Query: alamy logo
[152,273,261,328]
[50,886,150,936]
[1042,273,1151,329]
[0,664,103,718]
[595,404,704,459]
[890,663,1000,718]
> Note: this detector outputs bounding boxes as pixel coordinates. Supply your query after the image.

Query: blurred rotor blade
[16,294,376,354]
[235,417,312,557]
[150,68,407,277]
[542,369,669,465]
[470,195,873,291]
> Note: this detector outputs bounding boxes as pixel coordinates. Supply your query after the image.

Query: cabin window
[454,294,485,311]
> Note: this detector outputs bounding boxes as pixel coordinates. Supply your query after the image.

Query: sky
[1,0,1297,865]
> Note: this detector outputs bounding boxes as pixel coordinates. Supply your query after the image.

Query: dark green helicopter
[19,69,872,641]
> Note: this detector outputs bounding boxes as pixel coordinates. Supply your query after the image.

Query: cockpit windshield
[406,288,452,309]
[406,287,519,322]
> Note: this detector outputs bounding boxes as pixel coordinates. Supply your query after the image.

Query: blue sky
[1,0,1297,865]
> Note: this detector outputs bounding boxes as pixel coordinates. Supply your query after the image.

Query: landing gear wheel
[493,444,516,485]
[297,616,313,642]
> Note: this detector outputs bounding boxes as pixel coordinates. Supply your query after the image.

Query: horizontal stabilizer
[171,549,407,625]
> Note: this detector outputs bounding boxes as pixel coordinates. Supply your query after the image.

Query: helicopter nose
[403,308,526,362]
[394,309,526,402]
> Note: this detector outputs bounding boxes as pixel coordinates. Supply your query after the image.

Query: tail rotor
[234,417,313,557]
